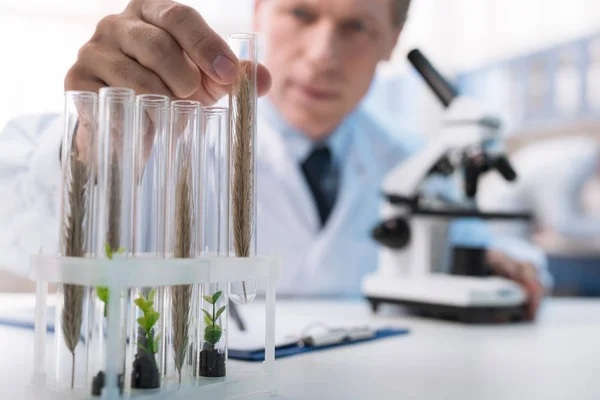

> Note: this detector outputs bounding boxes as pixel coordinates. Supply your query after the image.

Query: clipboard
[228,328,410,362]
[0,307,410,362]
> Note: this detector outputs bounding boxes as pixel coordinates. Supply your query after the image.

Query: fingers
[77,42,174,97]
[137,0,239,84]
[65,1,272,106]
[486,250,544,321]
[64,65,107,93]
[116,20,201,99]
[517,263,544,320]
[486,250,518,279]
[187,61,273,104]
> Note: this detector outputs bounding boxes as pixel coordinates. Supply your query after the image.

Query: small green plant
[201,291,226,349]
[97,244,126,316]
[105,243,126,260]
[135,288,161,357]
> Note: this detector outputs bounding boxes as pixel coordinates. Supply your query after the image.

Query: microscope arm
[382,138,453,201]
[382,97,488,205]
[383,50,492,206]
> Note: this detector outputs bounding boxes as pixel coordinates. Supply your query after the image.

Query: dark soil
[199,347,226,378]
[91,371,124,396]
[131,351,160,389]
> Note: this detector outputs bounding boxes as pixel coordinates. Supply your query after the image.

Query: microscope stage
[362,274,527,323]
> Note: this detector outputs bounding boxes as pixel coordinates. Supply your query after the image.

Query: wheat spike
[231,66,254,301]
[107,154,122,251]
[171,159,193,384]
[61,153,87,389]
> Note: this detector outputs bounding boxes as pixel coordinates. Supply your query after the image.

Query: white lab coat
[0,108,551,295]
[254,105,424,296]
[0,114,62,278]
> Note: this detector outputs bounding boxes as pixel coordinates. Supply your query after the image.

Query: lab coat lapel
[258,115,320,232]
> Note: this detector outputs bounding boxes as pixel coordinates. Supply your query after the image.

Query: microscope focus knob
[372,218,411,250]
[464,162,481,199]
[494,155,517,181]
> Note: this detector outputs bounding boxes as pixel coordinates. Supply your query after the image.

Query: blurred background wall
[0,0,598,294]
[3,0,598,130]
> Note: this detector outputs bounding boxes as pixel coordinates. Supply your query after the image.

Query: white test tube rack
[28,253,280,400]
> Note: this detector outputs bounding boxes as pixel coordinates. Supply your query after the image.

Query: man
[0,0,549,318]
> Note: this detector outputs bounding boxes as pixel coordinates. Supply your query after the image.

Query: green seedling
[201,291,226,350]
[97,244,126,316]
[105,243,126,260]
[135,288,161,357]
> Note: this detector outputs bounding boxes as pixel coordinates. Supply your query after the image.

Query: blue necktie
[301,145,339,226]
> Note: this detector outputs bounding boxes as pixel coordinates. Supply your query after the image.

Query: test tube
[87,87,135,397]
[128,94,170,391]
[132,94,170,257]
[201,106,230,256]
[54,91,97,391]
[165,100,202,386]
[198,106,230,378]
[228,33,258,305]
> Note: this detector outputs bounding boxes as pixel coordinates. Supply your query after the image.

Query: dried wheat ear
[61,153,88,388]
[231,67,255,301]
[171,160,193,384]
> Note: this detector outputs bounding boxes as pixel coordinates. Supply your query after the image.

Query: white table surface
[1,294,599,400]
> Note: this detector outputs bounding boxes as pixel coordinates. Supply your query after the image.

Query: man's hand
[64,0,271,103]
[485,249,545,321]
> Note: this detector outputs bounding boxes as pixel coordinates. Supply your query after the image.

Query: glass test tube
[54,91,97,391]
[201,106,230,256]
[128,94,170,391]
[165,100,202,386]
[88,87,135,397]
[198,107,229,378]
[228,33,258,305]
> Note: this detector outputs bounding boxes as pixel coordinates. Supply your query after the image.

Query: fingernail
[212,55,237,81]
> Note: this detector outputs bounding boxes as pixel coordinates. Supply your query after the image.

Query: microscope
[361,50,533,323]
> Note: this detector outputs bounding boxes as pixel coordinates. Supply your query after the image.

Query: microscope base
[362,275,528,323]
[366,295,526,323]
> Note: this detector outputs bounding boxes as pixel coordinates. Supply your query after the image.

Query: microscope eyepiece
[407,49,459,108]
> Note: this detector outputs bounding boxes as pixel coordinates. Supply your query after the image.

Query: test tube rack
[28,253,280,399]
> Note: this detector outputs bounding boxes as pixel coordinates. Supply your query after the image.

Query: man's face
[254,0,402,138]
